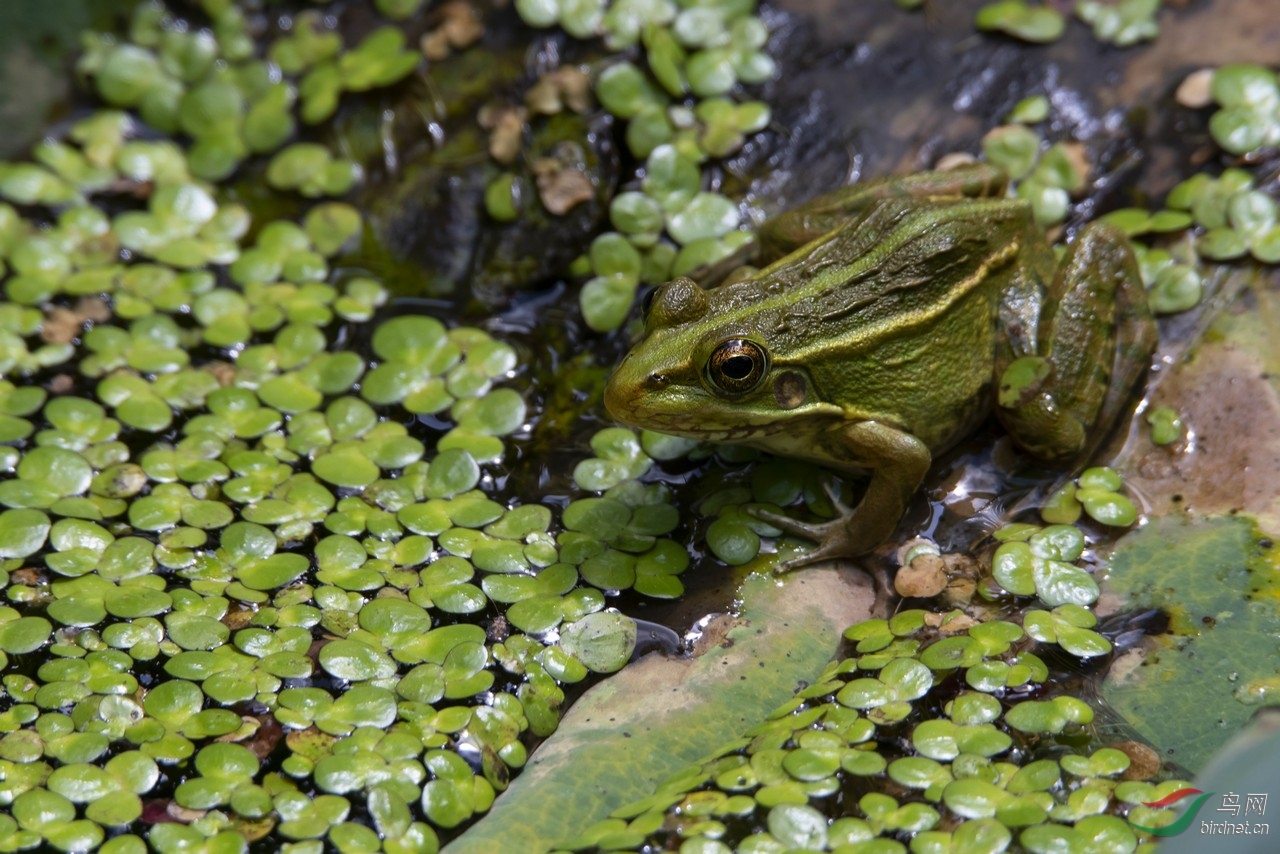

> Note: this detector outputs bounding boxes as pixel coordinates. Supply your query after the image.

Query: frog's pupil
[723,355,754,379]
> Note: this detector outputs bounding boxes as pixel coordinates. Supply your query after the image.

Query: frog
[603,164,1157,570]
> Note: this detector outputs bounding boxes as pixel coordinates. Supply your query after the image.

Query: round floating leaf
[0,616,52,654]
[580,274,637,333]
[780,745,841,784]
[610,192,664,235]
[1077,489,1137,527]
[1077,467,1122,491]
[303,203,362,256]
[589,232,642,284]
[706,514,760,566]
[96,45,163,106]
[596,62,665,119]
[975,1,1066,43]
[165,612,230,650]
[1029,524,1084,561]
[841,749,888,777]
[314,446,381,488]
[238,553,309,591]
[1005,696,1094,734]
[767,803,828,849]
[667,192,739,244]
[515,0,559,27]
[1148,265,1202,315]
[1040,483,1082,525]
[360,598,433,639]
[320,639,398,681]
[486,504,552,540]
[1146,405,1184,446]
[0,509,50,557]
[982,124,1041,179]
[992,541,1036,596]
[84,790,143,826]
[48,763,118,803]
[421,777,475,829]
[559,611,637,673]
[258,374,323,413]
[103,587,173,618]
[506,595,565,634]
[580,549,636,590]
[563,497,630,539]
[1032,559,1100,607]
[425,449,481,499]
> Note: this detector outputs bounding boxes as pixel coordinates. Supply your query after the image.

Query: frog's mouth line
[604,402,775,442]
[612,409,827,444]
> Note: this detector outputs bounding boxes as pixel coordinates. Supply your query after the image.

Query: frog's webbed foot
[748,485,897,616]
[748,477,857,569]
[749,421,930,564]
[748,477,891,571]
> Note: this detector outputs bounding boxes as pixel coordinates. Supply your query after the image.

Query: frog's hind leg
[996,221,1157,462]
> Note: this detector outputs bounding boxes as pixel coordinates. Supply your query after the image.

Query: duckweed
[1098,165,1280,316]
[1207,64,1280,157]
[0,0,742,846]
[1076,0,1160,46]
[0,0,1229,850]
[561,607,1184,851]
[975,2,1067,44]
[514,1,771,330]
[1146,405,1184,445]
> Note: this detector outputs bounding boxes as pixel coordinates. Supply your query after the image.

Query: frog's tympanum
[604,165,1157,568]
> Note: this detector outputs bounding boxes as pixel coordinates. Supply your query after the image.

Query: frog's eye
[641,286,659,318]
[706,339,769,396]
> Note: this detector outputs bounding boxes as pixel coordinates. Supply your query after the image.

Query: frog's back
[704,197,1036,450]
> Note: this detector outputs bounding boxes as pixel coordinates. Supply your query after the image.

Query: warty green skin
[604,166,1157,567]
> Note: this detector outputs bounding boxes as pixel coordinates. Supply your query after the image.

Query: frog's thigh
[997,222,1155,461]
[828,420,932,553]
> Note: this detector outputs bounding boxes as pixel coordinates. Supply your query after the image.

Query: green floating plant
[975,2,1067,44]
[516,0,771,331]
[1097,164,1280,316]
[1075,0,1160,47]
[1146,405,1184,446]
[560,607,1184,852]
[1041,466,1139,527]
[991,523,1100,607]
[981,124,1085,226]
[1007,94,1050,124]
[0,0,718,842]
[1207,64,1280,157]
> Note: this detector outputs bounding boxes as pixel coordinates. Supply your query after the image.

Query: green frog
[603,164,1157,569]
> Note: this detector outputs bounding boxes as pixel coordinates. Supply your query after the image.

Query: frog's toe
[747,478,852,540]
[772,535,848,573]
[746,506,851,569]
[819,476,854,515]
[747,506,829,541]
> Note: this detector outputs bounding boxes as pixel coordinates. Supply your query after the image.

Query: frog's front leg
[749,420,931,570]
[996,222,1157,461]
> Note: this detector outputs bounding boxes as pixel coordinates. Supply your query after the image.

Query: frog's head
[604,277,818,440]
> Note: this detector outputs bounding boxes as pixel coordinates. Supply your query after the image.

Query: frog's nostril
[647,372,667,386]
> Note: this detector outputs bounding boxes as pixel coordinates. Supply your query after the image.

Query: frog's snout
[604,353,667,423]
[603,360,634,422]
